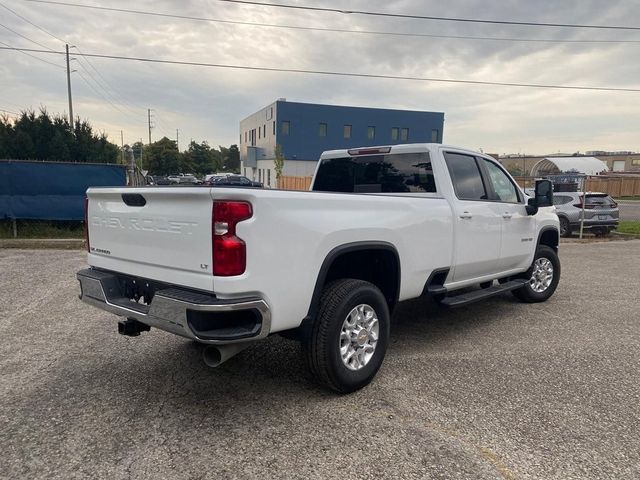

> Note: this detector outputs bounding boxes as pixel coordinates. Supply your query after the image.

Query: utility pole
[65,44,74,131]
[176,129,179,151]
[147,109,153,144]
[120,130,125,163]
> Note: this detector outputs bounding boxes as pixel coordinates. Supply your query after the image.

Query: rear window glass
[586,195,614,205]
[313,152,436,193]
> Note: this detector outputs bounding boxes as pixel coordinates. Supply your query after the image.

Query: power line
[0,40,64,69]
[0,21,57,51]
[18,0,640,44]
[2,2,145,119]
[2,46,640,93]
[1,108,20,116]
[0,1,66,43]
[212,0,640,31]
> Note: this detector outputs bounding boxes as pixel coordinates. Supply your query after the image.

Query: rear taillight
[573,203,594,209]
[610,202,618,209]
[84,197,90,252]
[212,200,252,276]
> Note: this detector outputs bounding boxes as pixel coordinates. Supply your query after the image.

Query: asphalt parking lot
[1,241,639,480]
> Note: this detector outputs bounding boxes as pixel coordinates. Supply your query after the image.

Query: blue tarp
[0,160,126,220]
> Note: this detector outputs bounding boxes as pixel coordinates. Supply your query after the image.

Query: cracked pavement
[1,241,639,479]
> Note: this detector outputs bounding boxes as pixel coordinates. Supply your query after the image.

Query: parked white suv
[78,144,560,392]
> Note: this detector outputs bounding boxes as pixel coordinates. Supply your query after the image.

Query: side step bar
[439,279,527,308]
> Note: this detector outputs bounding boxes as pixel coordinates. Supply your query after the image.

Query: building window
[245,131,247,143]
[367,126,375,140]
[281,121,290,135]
[258,127,261,140]
[263,124,266,137]
[267,107,273,120]
[391,127,399,141]
[319,123,327,137]
[267,169,271,186]
[273,121,275,135]
[400,128,409,141]
[344,125,352,139]
[431,129,439,142]
[239,134,242,144]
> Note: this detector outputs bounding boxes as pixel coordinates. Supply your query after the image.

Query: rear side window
[444,152,487,200]
[313,152,436,193]
[553,195,573,205]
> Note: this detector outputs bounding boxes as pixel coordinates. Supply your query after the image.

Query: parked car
[78,143,560,392]
[553,192,619,237]
[153,176,172,186]
[209,174,263,188]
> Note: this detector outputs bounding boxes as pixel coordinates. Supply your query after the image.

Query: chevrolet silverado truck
[77,143,560,392]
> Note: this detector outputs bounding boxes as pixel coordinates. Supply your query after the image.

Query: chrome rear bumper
[77,268,271,344]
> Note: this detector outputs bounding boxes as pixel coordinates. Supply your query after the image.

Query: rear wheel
[304,279,390,393]
[512,245,560,303]
[559,217,571,237]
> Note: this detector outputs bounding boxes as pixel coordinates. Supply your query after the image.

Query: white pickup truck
[78,143,560,392]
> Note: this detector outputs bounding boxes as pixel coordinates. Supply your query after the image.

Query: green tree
[219,144,240,173]
[274,144,285,187]
[142,137,181,175]
[0,108,119,163]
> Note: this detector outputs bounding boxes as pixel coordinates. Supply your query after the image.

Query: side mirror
[536,179,554,207]
[526,179,554,215]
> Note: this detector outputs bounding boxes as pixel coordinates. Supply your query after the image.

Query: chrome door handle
[459,212,473,219]
[502,213,513,219]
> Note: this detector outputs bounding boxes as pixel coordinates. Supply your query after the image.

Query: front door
[479,158,535,271]
[444,152,502,282]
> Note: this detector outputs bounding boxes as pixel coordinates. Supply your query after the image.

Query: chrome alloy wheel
[530,257,554,293]
[339,304,379,371]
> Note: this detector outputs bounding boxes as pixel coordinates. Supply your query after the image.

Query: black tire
[512,245,561,303]
[559,217,571,237]
[304,279,390,393]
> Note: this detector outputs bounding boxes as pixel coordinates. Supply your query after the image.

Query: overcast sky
[1,0,639,155]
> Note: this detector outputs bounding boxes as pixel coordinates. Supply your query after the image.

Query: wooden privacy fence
[513,175,640,197]
[278,175,313,191]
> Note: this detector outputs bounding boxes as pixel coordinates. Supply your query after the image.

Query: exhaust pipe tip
[203,346,224,368]
[202,343,252,368]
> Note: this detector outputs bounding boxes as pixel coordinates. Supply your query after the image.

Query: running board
[439,279,527,308]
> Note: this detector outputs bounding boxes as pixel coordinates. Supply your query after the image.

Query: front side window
[481,158,520,203]
[281,121,290,135]
[444,152,487,201]
[391,127,399,141]
[319,123,327,137]
[400,128,409,141]
[343,125,352,139]
[314,152,436,194]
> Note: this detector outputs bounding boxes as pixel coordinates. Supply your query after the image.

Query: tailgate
[86,187,214,291]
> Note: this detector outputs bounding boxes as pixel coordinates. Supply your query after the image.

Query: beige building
[499,153,640,176]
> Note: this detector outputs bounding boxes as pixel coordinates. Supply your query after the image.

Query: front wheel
[303,279,390,393]
[512,245,561,303]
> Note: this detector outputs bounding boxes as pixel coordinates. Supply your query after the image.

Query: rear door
[87,187,214,291]
[444,152,502,282]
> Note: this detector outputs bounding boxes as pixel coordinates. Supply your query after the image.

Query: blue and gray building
[239,99,445,188]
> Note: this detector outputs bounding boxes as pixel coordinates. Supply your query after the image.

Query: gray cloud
[1,0,639,154]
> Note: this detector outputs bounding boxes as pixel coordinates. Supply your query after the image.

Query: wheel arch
[299,242,401,338]
[538,226,559,252]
